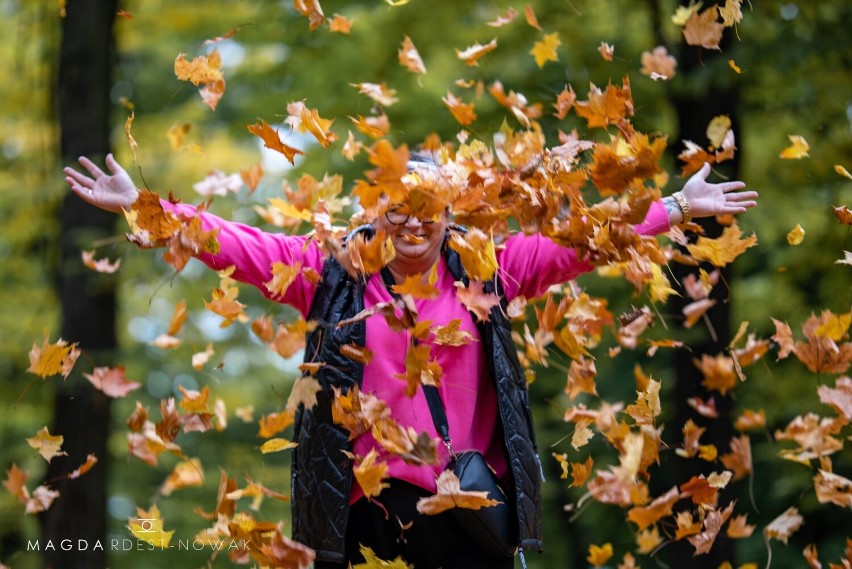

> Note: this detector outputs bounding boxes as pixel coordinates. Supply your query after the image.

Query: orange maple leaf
[454,280,500,322]
[398,36,426,74]
[26,427,67,463]
[627,486,680,530]
[81,250,121,273]
[442,92,477,126]
[246,120,303,164]
[641,46,677,79]
[456,38,498,66]
[328,13,352,34]
[574,77,634,129]
[352,449,390,499]
[293,0,325,30]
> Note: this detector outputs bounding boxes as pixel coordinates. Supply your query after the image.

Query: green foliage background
[0,0,849,567]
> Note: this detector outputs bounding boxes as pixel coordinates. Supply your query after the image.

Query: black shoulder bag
[380,267,517,557]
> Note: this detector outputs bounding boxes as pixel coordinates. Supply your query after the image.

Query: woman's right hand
[64,153,139,214]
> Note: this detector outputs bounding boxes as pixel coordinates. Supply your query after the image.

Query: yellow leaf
[353,449,390,499]
[268,197,312,221]
[649,263,678,303]
[706,115,731,148]
[530,33,561,68]
[160,459,204,496]
[686,221,758,267]
[26,427,67,463]
[787,224,805,245]
[728,59,742,73]
[128,505,174,548]
[259,438,298,454]
[27,331,80,380]
[814,311,851,341]
[587,543,613,567]
[835,165,852,180]
[779,134,809,159]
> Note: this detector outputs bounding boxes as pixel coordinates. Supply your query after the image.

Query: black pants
[315,479,516,569]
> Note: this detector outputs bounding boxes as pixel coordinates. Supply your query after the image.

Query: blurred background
[0,0,849,567]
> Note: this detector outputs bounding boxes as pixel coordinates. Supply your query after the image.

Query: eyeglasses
[385,208,436,226]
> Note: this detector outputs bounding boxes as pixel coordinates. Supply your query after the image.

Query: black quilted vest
[291,228,544,563]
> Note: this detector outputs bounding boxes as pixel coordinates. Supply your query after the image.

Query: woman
[65,152,756,568]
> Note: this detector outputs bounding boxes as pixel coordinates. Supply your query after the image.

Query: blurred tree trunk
[667,1,739,567]
[40,1,117,567]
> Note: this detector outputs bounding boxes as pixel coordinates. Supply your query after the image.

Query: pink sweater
[168,200,671,501]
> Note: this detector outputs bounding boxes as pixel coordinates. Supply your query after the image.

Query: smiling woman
[63,144,756,568]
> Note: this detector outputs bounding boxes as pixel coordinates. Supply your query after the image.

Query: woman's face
[374,203,449,271]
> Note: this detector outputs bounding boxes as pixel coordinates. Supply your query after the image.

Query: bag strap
[380,265,456,458]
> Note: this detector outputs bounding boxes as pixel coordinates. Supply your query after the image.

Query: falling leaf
[553,85,577,119]
[530,33,561,68]
[780,135,810,159]
[641,46,677,79]
[587,543,614,567]
[193,170,243,197]
[4,464,29,504]
[260,438,298,454]
[258,410,295,438]
[636,526,662,554]
[764,507,804,544]
[340,343,375,364]
[817,377,852,420]
[191,344,215,371]
[286,376,323,414]
[240,161,264,192]
[442,92,477,126]
[456,38,498,67]
[727,514,756,538]
[349,113,391,138]
[352,546,411,569]
[575,77,635,130]
[487,7,517,27]
[814,470,852,508]
[598,42,614,61]
[81,250,121,273]
[454,281,500,322]
[246,120,303,164]
[687,501,735,555]
[328,13,352,34]
[353,449,390,499]
[836,166,852,180]
[786,224,806,245]
[833,205,852,225]
[67,454,98,479]
[27,331,80,380]
[415,469,500,515]
[720,0,743,27]
[128,505,174,548]
[265,261,304,299]
[160,459,204,496]
[398,36,426,74]
[25,485,60,514]
[26,427,67,463]
[84,366,141,398]
[293,0,325,30]
[729,59,742,73]
[124,112,138,161]
[627,486,680,530]
[524,5,542,29]
[683,6,724,50]
[351,82,399,107]
[686,221,758,267]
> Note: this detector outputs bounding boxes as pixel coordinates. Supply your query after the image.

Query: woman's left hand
[681,162,758,219]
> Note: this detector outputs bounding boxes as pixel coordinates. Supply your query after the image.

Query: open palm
[682,162,758,218]
[64,154,139,214]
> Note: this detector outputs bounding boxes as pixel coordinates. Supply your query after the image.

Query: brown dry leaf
[627,486,680,530]
[680,475,718,506]
[204,286,248,328]
[191,344,215,371]
[726,514,755,538]
[448,229,498,281]
[26,427,67,463]
[686,221,758,267]
[687,501,735,555]
[347,231,396,276]
[804,543,822,569]
[574,77,635,129]
[67,453,98,480]
[265,261,303,299]
[530,33,561,68]
[683,5,724,50]
[340,343,375,364]
[246,120,303,164]
[764,507,804,544]
[286,376,323,414]
[565,357,597,400]
[293,0,325,30]
[456,38,498,67]
[570,456,594,488]
[524,5,542,29]
[834,205,852,225]
[328,13,352,34]
[161,458,204,496]
[553,85,577,119]
[598,42,614,61]
[720,435,752,481]
[351,82,399,107]
[432,319,475,347]
[258,410,295,438]
[818,377,852,420]
[349,113,391,139]
[81,250,121,273]
[398,36,426,74]
[353,449,390,499]
[636,526,662,554]
[814,470,852,508]
[442,92,477,126]
[487,7,517,27]
[240,161,264,193]
[269,320,308,359]
[299,105,337,148]
[27,331,80,380]
[415,469,499,515]
[734,409,766,432]
[391,269,440,299]
[4,464,29,504]
[687,395,719,419]
[26,485,60,514]
[640,46,677,79]
[675,511,702,540]
[454,281,500,322]
[695,353,738,394]
[84,366,141,398]
[780,134,810,159]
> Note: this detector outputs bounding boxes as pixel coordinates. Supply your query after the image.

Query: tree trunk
[667,1,740,567]
[41,1,117,568]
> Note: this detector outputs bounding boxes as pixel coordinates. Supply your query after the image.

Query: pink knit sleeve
[165,201,324,318]
[497,199,671,300]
